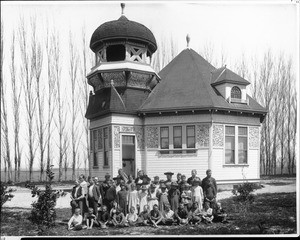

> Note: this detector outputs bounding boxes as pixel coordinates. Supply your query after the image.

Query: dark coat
[88,184,101,201]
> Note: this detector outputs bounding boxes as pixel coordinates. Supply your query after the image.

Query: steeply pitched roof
[211,66,250,86]
[139,48,266,114]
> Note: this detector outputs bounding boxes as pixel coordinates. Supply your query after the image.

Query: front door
[122,135,135,178]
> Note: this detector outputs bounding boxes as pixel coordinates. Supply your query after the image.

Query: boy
[214,202,228,223]
[161,204,175,226]
[97,205,110,229]
[84,207,97,229]
[68,208,87,231]
[111,207,127,227]
[188,202,202,225]
[202,202,214,224]
[126,206,139,226]
[149,204,163,228]
[87,177,101,218]
[137,205,151,226]
[174,203,189,225]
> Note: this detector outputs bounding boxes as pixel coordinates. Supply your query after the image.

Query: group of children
[68,169,228,231]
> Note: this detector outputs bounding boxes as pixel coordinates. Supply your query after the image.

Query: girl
[138,184,148,214]
[182,183,193,211]
[68,208,87,231]
[117,183,128,216]
[111,207,127,227]
[128,184,139,214]
[84,207,97,229]
[109,201,118,219]
[125,206,139,226]
[168,182,181,212]
[202,203,214,224]
[147,183,159,211]
[157,183,170,211]
[188,202,202,225]
[137,205,151,226]
[97,205,110,229]
[192,179,204,211]
[149,204,163,228]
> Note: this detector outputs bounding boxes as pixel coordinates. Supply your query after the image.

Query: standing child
[128,184,140,214]
[68,208,87,231]
[148,183,159,211]
[182,183,193,211]
[84,207,97,229]
[157,184,170,211]
[125,206,139,226]
[138,184,148,214]
[168,182,181,212]
[192,178,204,211]
[117,183,128,216]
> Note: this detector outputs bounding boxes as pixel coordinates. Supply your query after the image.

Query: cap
[164,172,174,176]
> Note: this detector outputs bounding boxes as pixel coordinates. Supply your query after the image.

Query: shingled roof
[211,66,250,86]
[139,48,266,114]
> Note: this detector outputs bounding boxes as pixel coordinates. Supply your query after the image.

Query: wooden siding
[113,149,121,177]
[90,114,143,129]
[211,149,259,181]
[212,114,260,126]
[145,149,209,179]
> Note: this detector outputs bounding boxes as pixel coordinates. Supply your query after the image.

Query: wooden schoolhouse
[85,4,267,184]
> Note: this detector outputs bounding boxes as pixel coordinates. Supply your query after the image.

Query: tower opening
[106,44,125,62]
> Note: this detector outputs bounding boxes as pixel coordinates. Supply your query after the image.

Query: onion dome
[90,6,157,54]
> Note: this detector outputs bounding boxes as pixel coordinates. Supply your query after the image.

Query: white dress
[192,186,204,210]
[147,190,158,211]
[128,190,140,214]
[138,191,148,214]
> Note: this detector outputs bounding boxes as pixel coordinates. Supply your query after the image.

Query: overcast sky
[1,1,299,170]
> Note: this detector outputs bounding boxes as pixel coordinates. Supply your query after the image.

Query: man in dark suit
[201,169,217,209]
[88,177,101,217]
[70,180,83,215]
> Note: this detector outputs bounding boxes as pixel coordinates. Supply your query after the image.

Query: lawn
[1,192,297,236]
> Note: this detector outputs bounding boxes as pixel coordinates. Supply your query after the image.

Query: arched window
[106,44,125,62]
[231,86,241,99]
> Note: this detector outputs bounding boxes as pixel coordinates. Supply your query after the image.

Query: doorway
[122,135,135,178]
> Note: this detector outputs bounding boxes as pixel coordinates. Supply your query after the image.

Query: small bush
[232,182,256,202]
[26,165,65,228]
[0,181,16,207]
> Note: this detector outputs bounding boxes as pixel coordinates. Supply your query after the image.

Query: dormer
[211,66,250,104]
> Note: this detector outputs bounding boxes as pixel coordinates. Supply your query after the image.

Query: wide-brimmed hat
[164,172,174,176]
[154,176,159,179]
[171,182,178,187]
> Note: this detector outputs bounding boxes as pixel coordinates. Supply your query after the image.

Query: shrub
[0,181,15,207]
[232,182,256,202]
[26,165,66,228]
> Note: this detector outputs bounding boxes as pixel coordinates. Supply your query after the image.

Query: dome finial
[186,34,190,49]
[121,3,125,15]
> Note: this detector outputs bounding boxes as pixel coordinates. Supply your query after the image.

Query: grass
[1,192,297,236]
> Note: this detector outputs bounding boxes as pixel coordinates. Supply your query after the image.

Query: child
[125,206,139,226]
[188,202,202,225]
[153,176,161,194]
[214,202,228,223]
[179,175,187,193]
[157,183,170,211]
[68,208,87,231]
[104,180,117,212]
[202,202,214,224]
[176,173,182,184]
[182,183,193,211]
[168,182,181,212]
[192,179,204,211]
[138,184,148,214]
[149,204,163,228]
[137,205,151,226]
[109,201,118,219]
[111,207,127,227]
[174,203,189,225]
[84,207,97,229]
[128,184,140,214]
[148,183,159,211]
[97,205,110,229]
[161,204,175,226]
[117,183,128,216]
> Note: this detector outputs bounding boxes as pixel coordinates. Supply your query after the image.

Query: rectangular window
[225,126,235,164]
[160,127,169,149]
[173,126,182,149]
[186,126,195,148]
[93,130,98,167]
[238,127,248,164]
[103,127,109,167]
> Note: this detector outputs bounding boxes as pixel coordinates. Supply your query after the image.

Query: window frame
[186,125,196,149]
[160,127,169,150]
[103,127,109,167]
[231,86,242,99]
[238,126,248,164]
[225,126,235,164]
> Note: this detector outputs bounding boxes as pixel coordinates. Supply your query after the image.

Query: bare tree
[63,132,70,181]
[31,17,46,181]
[200,41,215,65]
[69,31,80,181]
[10,30,22,182]
[1,20,13,182]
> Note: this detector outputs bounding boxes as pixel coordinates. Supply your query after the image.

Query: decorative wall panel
[196,125,209,147]
[134,126,145,150]
[97,128,103,150]
[213,124,224,147]
[146,126,159,148]
[249,127,259,149]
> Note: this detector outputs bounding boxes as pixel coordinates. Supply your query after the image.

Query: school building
[85,4,267,184]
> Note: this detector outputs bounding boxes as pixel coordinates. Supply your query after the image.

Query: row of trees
[1,16,297,182]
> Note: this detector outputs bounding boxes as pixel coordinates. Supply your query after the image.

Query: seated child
[84,207,97,229]
[214,202,228,223]
[97,205,111,229]
[111,207,127,227]
[149,204,163,228]
[137,205,151,226]
[68,208,87,231]
[188,202,202,225]
[202,202,214,224]
[161,204,175,226]
[125,206,139,226]
[174,203,189,225]
[109,201,118,219]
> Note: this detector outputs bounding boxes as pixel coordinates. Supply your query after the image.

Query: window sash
[103,127,109,166]
[160,127,169,149]
[173,126,182,149]
[186,126,195,148]
[231,86,241,99]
